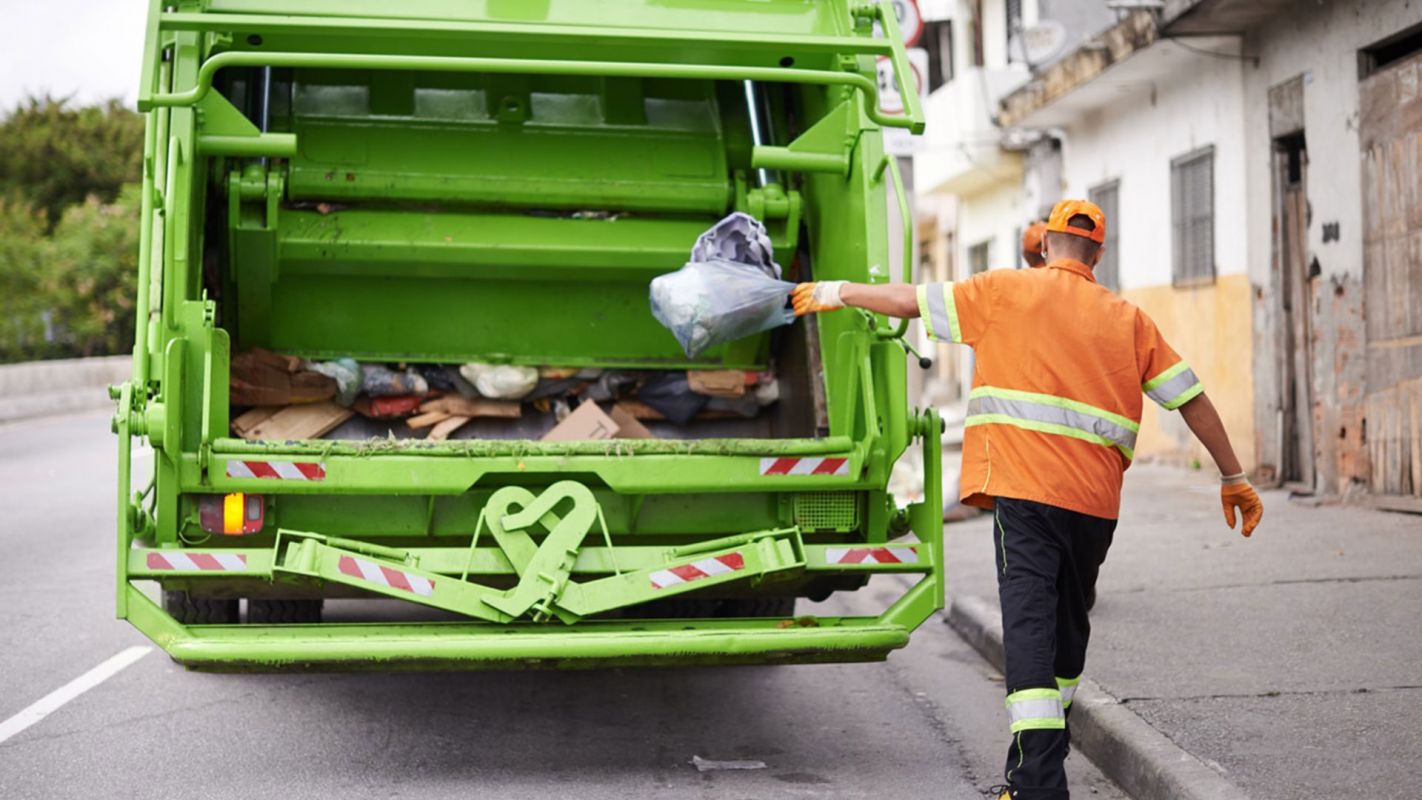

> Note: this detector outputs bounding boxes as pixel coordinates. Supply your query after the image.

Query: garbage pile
[229,348,780,442]
[650,211,796,358]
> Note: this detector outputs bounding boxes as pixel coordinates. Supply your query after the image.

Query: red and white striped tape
[649,552,745,590]
[226,460,325,481]
[337,555,435,597]
[824,546,919,565]
[146,551,248,571]
[759,457,850,476]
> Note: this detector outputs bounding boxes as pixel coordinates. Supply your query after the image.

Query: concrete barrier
[0,355,130,424]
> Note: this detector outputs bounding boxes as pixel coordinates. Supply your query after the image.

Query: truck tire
[719,597,796,618]
[247,598,323,624]
[162,590,238,624]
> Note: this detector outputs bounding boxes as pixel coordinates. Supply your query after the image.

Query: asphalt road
[0,412,1127,800]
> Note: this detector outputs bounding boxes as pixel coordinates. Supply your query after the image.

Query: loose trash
[306,358,362,406]
[635,371,709,425]
[650,258,795,358]
[353,394,424,419]
[690,211,782,280]
[689,755,767,772]
[230,348,337,406]
[687,369,748,398]
[361,364,429,397]
[233,401,353,441]
[459,363,540,400]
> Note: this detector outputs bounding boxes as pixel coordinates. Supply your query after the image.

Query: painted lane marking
[0,646,152,745]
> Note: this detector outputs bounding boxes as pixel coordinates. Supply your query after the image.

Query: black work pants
[994,497,1115,800]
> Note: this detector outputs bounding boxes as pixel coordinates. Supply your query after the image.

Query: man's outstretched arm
[1178,393,1264,537]
[792,281,919,318]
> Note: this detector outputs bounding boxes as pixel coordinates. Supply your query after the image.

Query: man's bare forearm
[1178,393,1243,476]
[839,284,920,319]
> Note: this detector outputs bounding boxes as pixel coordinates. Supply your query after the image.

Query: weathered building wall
[1055,45,1255,468]
[1241,0,1422,495]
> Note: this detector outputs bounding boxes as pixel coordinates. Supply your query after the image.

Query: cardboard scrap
[426,415,471,442]
[241,401,353,441]
[420,395,521,419]
[607,403,656,439]
[231,406,281,438]
[542,401,620,441]
[687,369,747,398]
[542,401,660,441]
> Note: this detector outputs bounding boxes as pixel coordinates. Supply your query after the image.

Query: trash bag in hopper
[649,258,795,358]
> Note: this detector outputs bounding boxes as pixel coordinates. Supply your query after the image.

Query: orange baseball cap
[1046,199,1107,244]
[1021,221,1047,262]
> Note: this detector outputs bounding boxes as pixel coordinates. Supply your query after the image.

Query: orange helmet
[1022,221,1047,265]
[1046,199,1107,244]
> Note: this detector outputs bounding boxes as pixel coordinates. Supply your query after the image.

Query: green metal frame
[115,0,941,670]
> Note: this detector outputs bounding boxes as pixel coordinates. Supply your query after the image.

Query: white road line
[0,646,152,745]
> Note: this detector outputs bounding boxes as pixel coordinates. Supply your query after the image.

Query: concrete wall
[1242,0,1422,495]
[1057,43,1256,468]
[0,356,129,424]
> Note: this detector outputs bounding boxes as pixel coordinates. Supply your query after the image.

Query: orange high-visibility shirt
[917,258,1203,519]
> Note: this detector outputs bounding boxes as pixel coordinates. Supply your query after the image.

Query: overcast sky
[1,1,147,111]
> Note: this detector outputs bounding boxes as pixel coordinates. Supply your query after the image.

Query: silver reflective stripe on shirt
[1144,363,1204,410]
[1057,676,1081,708]
[918,282,957,343]
[967,393,1138,456]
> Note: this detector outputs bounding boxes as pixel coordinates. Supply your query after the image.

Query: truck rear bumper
[126,585,918,671]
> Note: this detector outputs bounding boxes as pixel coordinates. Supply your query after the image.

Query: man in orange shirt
[1022,220,1047,268]
[793,199,1263,800]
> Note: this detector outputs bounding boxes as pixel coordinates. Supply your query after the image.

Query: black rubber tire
[162,590,239,625]
[718,596,797,618]
[247,598,323,624]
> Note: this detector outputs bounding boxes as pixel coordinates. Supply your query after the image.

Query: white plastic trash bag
[458,363,539,400]
[650,258,795,358]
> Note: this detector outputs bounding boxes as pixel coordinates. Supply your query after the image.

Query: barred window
[1171,146,1215,285]
[1088,179,1120,290]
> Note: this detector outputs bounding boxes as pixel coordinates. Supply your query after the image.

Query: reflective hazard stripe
[1057,675,1082,709]
[1006,688,1065,733]
[916,283,961,343]
[649,552,746,590]
[146,552,247,571]
[1143,362,1205,410]
[966,386,1138,459]
[759,457,850,476]
[226,460,325,481]
[336,555,435,597]
[824,546,919,565]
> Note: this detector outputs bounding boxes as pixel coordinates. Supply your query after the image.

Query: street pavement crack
[1117,684,1422,704]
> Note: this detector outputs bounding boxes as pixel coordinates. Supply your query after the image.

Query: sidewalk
[943,463,1422,800]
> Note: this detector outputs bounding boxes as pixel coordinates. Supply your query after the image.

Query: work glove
[1220,476,1263,537]
[792,281,847,316]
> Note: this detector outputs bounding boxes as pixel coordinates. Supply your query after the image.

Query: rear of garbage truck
[114,0,940,669]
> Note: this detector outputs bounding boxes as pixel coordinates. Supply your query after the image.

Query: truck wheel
[719,597,796,618]
[162,590,238,624]
[247,599,323,624]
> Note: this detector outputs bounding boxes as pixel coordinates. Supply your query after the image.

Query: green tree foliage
[0,199,51,360]
[0,97,143,362]
[0,97,143,229]
[44,185,141,358]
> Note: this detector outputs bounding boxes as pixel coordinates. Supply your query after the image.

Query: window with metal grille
[1088,179,1120,290]
[968,239,992,275]
[1171,146,1215,285]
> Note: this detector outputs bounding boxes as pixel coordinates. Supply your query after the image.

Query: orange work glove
[1220,479,1263,537]
[792,281,847,316]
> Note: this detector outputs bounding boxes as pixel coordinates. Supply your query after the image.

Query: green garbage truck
[114,0,940,669]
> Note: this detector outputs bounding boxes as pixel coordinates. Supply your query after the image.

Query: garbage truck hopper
[114,0,941,670]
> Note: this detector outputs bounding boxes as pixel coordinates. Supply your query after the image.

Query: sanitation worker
[1021,220,1047,268]
[791,199,1263,800]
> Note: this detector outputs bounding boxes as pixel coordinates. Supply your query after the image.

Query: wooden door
[1360,48,1422,500]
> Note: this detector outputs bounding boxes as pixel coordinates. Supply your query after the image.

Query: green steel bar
[210,435,854,457]
[114,383,133,619]
[196,132,297,158]
[873,153,912,340]
[864,1,926,132]
[750,147,849,175]
[159,11,902,57]
[122,586,910,670]
[128,543,933,577]
[138,50,922,130]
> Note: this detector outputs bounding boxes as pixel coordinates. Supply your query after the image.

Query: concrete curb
[0,356,128,424]
[946,595,1249,800]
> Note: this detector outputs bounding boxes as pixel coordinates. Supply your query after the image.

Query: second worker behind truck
[791,199,1264,800]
